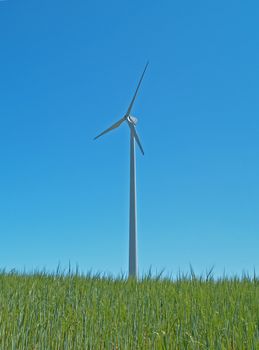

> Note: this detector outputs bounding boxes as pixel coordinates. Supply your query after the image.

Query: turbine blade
[126,62,149,116]
[132,126,144,155]
[94,116,126,140]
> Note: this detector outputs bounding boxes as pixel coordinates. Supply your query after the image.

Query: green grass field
[0,271,259,349]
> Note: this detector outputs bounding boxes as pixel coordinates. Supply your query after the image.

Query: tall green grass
[0,270,259,349]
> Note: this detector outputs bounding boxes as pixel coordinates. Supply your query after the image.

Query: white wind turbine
[94,62,148,278]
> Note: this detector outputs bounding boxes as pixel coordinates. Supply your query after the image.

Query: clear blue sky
[0,0,259,277]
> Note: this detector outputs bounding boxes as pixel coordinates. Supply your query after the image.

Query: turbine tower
[94,62,148,278]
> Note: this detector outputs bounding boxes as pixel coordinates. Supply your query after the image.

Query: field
[0,271,259,349]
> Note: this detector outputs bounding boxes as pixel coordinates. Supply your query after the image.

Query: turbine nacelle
[127,115,138,125]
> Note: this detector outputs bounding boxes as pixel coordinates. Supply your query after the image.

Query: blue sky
[0,0,259,277]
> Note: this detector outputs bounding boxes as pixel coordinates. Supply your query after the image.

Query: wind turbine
[94,62,148,278]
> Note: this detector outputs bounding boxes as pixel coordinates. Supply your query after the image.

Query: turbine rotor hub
[127,115,138,125]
